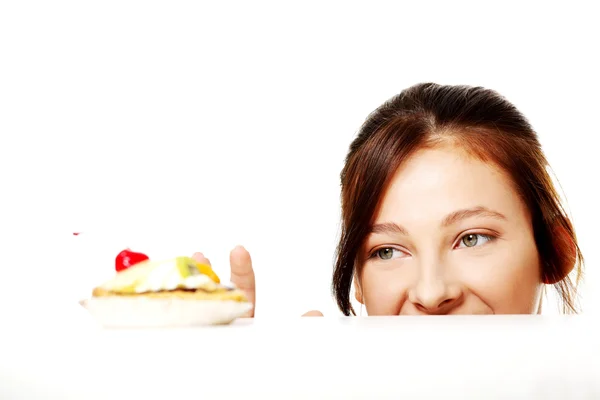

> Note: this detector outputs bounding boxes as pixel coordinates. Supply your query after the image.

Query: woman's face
[357,144,543,315]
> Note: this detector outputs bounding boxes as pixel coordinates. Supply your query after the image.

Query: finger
[192,252,211,266]
[302,310,324,317]
[230,245,255,317]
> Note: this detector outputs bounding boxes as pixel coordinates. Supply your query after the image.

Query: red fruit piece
[115,249,149,272]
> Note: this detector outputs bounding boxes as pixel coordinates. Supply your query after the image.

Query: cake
[80,250,253,327]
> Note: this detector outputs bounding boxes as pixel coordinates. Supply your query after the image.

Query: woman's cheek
[361,266,408,315]
[455,246,541,313]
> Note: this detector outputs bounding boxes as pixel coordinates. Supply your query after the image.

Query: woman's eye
[457,233,493,249]
[375,248,402,260]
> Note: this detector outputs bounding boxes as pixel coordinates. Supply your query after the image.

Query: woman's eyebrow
[369,207,506,235]
[441,206,507,227]
[369,222,408,235]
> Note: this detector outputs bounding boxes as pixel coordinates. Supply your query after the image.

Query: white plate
[80,296,253,328]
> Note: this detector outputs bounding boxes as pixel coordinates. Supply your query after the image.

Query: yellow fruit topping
[195,262,220,283]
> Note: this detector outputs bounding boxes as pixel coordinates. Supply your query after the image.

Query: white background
[0,1,598,318]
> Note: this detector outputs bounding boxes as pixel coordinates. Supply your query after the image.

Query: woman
[193,83,584,316]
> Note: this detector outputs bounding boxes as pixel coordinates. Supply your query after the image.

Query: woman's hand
[192,245,255,317]
[192,246,323,317]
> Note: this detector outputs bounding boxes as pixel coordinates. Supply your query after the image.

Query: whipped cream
[134,260,216,293]
[100,257,222,294]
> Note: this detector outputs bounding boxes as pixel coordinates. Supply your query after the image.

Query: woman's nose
[407,271,463,314]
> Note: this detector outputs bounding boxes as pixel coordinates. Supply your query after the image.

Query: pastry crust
[92,287,247,302]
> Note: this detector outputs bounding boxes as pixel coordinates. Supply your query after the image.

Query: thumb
[191,252,211,266]
[302,310,324,317]
[230,245,255,317]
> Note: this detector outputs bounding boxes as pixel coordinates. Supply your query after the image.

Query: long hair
[333,83,583,315]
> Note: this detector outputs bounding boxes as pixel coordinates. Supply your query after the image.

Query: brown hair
[332,83,584,315]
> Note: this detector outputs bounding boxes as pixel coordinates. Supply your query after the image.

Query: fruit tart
[80,250,253,327]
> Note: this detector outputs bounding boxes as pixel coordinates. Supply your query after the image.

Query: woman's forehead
[375,145,528,224]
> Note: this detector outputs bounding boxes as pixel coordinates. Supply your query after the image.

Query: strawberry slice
[115,249,149,272]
